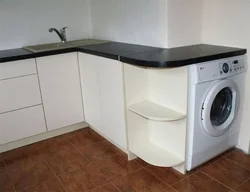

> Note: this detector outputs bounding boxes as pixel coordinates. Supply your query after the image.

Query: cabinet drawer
[0,75,42,113]
[0,105,47,145]
[0,59,37,80]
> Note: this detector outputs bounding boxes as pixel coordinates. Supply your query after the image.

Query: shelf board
[131,142,184,167]
[128,100,186,122]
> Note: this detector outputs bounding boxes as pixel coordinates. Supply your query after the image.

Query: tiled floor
[1,127,250,192]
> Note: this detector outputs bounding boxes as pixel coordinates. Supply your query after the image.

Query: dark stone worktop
[0,41,247,68]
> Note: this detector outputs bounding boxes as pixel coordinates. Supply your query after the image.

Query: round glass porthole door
[201,80,239,137]
[210,88,233,127]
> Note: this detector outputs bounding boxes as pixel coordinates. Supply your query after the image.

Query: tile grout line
[67,133,148,192]
[136,159,192,192]
[223,149,237,158]
[200,170,235,191]
[65,133,122,191]
[108,180,122,192]
[142,166,181,191]
[44,160,67,192]
[226,156,250,171]
[106,168,145,192]
[142,167,179,192]
[235,176,250,190]
[73,146,122,192]
[225,159,250,189]
[223,157,250,186]
[160,150,236,188]
[170,170,200,187]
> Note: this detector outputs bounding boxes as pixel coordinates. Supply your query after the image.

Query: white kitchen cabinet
[0,105,47,145]
[0,75,42,113]
[36,53,84,131]
[97,59,127,149]
[79,53,127,149]
[78,53,103,133]
[0,59,37,80]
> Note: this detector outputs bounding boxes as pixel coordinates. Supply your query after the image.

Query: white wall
[0,0,92,50]
[90,0,168,47]
[202,0,250,153]
[90,0,202,48]
[167,0,202,48]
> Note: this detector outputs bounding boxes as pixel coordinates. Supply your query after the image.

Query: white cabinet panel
[0,59,37,80]
[36,53,84,131]
[0,105,46,145]
[0,75,42,113]
[79,53,103,132]
[98,59,127,149]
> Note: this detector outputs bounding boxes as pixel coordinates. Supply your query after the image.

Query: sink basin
[23,39,110,53]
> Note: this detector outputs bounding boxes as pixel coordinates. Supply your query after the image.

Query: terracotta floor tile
[47,148,90,175]
[2,146,31,171]
[96,154,143,179]
[201,158,250,189]
[89,183,119,192]
[172,172,232,192]
[220,148,237,157]
[135,158,151,167]
[18,178,65,192]
[31,136,74,161]
[1,131,249,192]
[79,140,123,164]
[145,165,186,185]
[24,140,54,163]
[227,150,250,170]
[0,172,14,192]
[160,186,177,192]
[235,179,250,192]
[68,127,105,149]
[112,168,167,192]
[58,164,108,192]
[197,148,236,170]
[7,161,54,191]
[0,160,5,173]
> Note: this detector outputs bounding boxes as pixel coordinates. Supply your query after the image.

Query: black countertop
[120,44,247,67]
[0,42,247,68]
[78,42,161,60]
[0,47,77,63]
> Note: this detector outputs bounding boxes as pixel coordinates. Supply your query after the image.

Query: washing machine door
[201,79,239,137]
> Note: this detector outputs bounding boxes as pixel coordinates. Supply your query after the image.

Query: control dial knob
[222,63,229,73]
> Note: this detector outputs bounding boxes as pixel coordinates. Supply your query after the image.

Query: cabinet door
[98,59,127,149]
[79,53,102,132]
[0,105,46,145]
[0,75,42,113]
[36,53,84,131]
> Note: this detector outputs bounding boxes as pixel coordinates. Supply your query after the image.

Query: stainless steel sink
[23,39,110,53]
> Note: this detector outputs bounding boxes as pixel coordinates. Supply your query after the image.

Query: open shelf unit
[123,64,188,174]
[130,141,184,167]
[128,100,186,122]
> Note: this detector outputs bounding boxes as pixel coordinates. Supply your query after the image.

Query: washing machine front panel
[186,56,246,171]
[201,79,239,137]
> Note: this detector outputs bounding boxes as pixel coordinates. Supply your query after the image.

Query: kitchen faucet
[48,27,68,43]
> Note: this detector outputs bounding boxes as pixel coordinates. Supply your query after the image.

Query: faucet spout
[49,28,66,43]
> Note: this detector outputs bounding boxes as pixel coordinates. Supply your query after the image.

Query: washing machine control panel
[218,59,245,75]
[195,56,246,83]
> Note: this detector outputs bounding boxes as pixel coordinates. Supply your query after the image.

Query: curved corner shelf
[128,100,186,122]
[131,142,184,167]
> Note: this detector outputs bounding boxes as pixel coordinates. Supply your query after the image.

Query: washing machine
[186,56,247,171]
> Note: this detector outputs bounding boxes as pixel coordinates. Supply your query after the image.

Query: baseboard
[0,122,88,153]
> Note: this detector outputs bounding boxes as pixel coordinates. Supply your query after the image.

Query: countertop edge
[120,49,247,68]
[0,44,247,68]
